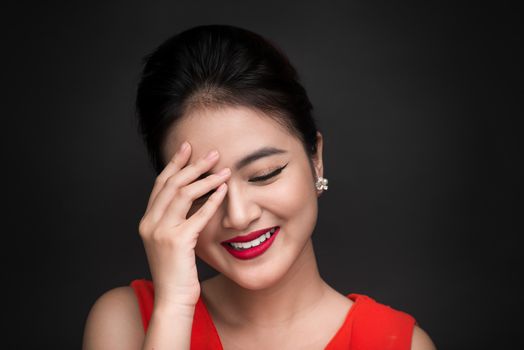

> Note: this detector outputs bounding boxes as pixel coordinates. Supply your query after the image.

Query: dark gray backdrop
[4,1,520,349]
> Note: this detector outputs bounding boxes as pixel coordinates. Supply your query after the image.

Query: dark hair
[136,24,319,174]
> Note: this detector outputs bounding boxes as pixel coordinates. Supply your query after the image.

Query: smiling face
[162,105,323,290]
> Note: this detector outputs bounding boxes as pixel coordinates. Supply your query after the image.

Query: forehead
[163,106,300,162]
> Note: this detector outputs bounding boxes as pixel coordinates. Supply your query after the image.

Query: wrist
[153,301,197,320]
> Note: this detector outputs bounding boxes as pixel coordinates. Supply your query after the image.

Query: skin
[82,105,436,349]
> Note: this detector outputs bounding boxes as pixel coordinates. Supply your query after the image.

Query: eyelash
[193,163,288,202]
[249,163,288,182]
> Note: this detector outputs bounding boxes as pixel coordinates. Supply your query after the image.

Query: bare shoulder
[411,324,437,350]
[82,286,144,350]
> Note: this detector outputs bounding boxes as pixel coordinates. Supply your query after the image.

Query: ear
[312,131,324,180]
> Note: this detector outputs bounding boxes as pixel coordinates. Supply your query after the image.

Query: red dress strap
[348,293,416,350]
[130,279,154,331]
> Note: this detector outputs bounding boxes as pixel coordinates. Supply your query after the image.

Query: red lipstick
[221,226,280,260]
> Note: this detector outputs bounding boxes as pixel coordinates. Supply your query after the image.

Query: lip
[221,227,280,260]
[222,226,278,243]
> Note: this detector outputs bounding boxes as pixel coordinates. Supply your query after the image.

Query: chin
[226,268,285,291]
[200,253,291,291]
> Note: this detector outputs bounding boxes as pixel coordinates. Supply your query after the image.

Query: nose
[221,183,262,231]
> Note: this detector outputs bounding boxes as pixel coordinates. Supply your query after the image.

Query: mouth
[221,226,280,260]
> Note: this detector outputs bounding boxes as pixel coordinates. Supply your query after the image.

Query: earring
[315,176,328,191]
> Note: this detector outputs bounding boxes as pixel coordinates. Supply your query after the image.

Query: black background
[4,1,521,348]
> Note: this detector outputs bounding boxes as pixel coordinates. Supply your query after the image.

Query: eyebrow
[197,147,287,180]
[234,147,287,170]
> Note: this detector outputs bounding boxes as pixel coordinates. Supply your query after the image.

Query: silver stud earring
[315,176,328,191]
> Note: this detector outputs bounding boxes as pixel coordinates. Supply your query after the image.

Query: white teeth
[229,227,277,250]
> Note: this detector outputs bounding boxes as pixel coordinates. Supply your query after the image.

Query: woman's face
[162,105,324,290]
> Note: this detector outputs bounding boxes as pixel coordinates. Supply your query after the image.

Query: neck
[203,238,330,328]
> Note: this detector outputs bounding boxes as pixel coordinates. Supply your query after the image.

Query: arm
[83,144,229,349]
[411,325,437,350]
[82,287,144,350]
[141,302,195,349]
[82,286,196,350]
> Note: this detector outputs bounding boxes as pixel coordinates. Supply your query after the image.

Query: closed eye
[249,163,288,182]
[193,163,289,204]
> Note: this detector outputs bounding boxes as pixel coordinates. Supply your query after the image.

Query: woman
[83,25,436,349]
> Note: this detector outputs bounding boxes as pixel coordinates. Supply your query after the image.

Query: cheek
[194,221,221,255]
[262,166,318,224]
[192,207,222,257]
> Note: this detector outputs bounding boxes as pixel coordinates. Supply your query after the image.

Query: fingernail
[217,168,231,177]
[206,150,219,160]
[180,142,189,152]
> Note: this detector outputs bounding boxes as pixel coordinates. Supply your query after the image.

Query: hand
[138,142,230,309]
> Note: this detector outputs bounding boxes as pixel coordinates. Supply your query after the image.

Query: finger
[144,150,222,225]
[167,149,220,189]
[161,168,231,225]
[185,183,228,233]
[146,141,191,212]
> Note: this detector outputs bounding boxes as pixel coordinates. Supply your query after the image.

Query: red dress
[130,279,416,349]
